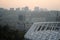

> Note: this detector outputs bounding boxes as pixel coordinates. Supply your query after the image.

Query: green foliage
[0,25,25,40]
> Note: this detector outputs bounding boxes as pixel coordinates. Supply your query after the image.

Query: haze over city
[0,0,60,40]
[0,0,60,10]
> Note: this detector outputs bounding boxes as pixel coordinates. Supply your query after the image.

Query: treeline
[0,25,25,40]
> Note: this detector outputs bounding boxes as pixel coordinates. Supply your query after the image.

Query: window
[37,26,42,31]
[46,27,52,30]
[55,27,59,31]
[41,26,45,31]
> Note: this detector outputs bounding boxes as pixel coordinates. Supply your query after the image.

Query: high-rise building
[22,6,29,11]
[10,8,14,11]
[16,8,20,11]
[34,6,40,11]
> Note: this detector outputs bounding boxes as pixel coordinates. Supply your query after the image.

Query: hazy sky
[0,0,60,10]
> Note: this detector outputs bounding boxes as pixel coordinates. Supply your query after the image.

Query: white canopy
[24,22,60,40]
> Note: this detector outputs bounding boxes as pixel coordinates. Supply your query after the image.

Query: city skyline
[0,0,60,10]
